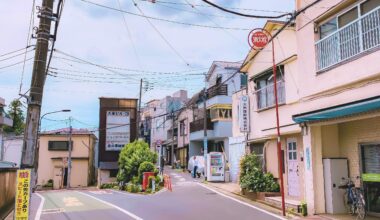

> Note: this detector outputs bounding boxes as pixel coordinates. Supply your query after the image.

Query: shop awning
[293,96,380,123]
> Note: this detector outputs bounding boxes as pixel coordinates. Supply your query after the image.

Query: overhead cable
[201,0,292,19]
[79,0,250,30]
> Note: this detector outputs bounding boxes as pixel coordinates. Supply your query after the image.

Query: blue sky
[0,0,294,131]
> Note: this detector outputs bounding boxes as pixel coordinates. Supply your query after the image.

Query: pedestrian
[192,156,198,178]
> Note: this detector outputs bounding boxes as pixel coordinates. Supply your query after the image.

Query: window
[254,66,285,110]
[109,169,118,178]
[361,0,380,15]
[320,18,338,39]
[180,120,186,136]
[250,143,264,166]
[48,141,72,151]
[316,0,380,70]
[240,74,248,89]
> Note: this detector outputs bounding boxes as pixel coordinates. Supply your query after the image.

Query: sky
[0,0,294,131]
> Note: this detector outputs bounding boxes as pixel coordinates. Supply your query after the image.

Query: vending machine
[207,152,225,182]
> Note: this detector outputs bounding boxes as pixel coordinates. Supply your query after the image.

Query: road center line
[34,193,45,220]
[76,191,143,220]
[197,183,287,220]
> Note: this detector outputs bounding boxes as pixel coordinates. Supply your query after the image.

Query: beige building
[234,20,304,204]
[37,128,97,189]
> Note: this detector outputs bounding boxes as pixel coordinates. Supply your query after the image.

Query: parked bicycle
[339,176,366,220]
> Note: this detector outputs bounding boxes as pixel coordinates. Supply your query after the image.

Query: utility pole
[137,78,143,140]
[203,84,208,180]
[21,0,55,189]
[67,117,73,189]
[171,111,175,168]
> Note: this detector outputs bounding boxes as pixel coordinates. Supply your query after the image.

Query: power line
[201,0,292,19]
[0,58,34,71]
[79,0,250,30]
[131,0,190,66]
[0,46,34,58]
[140,0,290,14]
[0,49,34,62]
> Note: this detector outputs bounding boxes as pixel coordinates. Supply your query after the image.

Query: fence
[0,168,17,219]
[316,7,380,71]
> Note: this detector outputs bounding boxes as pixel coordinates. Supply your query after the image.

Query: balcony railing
[207,84,228,99]
[256,80,285,110]
[316,7,380,71]
[190,118,213,133]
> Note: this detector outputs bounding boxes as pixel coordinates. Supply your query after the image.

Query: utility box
[323,158,348,214]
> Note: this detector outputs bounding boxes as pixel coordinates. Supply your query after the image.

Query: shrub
[100,182,118,189]
[117,140,157,183]
[138,161,157,182]
[239,153,279,192]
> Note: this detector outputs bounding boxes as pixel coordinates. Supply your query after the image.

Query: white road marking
[197,183,287,220]
[34,193,45,220]
[76,191,143,220]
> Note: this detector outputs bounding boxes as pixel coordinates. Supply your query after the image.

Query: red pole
[271,35,286,216]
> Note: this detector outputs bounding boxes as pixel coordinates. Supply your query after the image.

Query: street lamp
[39,109,71,132]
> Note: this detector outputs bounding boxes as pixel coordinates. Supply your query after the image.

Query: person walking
[192,156,198,178]
[160,156,165,175]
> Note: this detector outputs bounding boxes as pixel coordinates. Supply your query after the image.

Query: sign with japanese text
[239,95,250,132]
[15,169,31,220]
[248,28,269,50]
[106,111,130,151]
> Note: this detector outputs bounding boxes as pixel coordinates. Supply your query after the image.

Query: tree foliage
[117,140,157,183]
[239,153,280,192]
[3,99,25,135]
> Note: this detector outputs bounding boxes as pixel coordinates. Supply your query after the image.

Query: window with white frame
[316,0,380,70]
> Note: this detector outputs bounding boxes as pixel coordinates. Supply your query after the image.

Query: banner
[106,111,130,151]
[15,169,31,220]
[239,95,250,132]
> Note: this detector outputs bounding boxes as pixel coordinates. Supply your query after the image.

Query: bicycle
[339,176,367,220]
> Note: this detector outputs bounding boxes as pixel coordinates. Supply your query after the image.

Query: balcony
[190,118,213,133]
[316,7,380,71]
[207,84,228,99]
[256,80,285,110]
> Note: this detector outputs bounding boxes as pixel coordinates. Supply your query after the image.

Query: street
[31,170,285,220]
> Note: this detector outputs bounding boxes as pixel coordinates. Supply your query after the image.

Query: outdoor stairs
[264,196,301,213]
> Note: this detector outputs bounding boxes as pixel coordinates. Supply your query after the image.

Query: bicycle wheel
[356,192,366,220]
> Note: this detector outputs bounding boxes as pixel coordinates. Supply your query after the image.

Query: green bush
[124,183,141,193]
[100,182,118,189]
[117,140,157,184]
[239,153,279,192]
[138,161,157,182]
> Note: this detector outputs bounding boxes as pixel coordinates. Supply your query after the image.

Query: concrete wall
[2,137,23,166]
[189,141,202,158]
[98,169,116,186]
[0,168,16,219]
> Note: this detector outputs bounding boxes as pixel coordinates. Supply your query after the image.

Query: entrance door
[287,139,300,197]
[63,168,68,186]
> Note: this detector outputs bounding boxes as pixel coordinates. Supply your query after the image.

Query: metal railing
[256,80,285,110]
[316,7,380,71]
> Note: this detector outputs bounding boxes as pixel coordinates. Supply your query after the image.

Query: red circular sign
[248,29,269,50]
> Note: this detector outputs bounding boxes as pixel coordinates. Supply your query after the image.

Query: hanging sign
[15,169,31,220]
[248,29,269,50]
[239,95,250,132]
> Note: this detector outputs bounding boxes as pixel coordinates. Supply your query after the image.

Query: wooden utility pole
[21,0,55,188]
[171,111,175,168]
[203,86,208,180]
[67,117,73,189]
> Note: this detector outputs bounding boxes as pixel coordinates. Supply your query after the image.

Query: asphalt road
[32,169,285,220]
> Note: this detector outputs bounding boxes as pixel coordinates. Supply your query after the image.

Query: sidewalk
[203,181,380,220]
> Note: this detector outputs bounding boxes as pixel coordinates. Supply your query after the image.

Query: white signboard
[239,95,250,132]
[106,111,130,151]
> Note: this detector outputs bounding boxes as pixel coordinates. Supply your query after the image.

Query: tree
[3,99,25,135]
[117,140,157,183]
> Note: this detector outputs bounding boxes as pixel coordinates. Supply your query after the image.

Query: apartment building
[294,0,380,216]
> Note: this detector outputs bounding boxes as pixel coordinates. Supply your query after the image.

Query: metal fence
[256,80,285,110]
[316,7,380,71]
